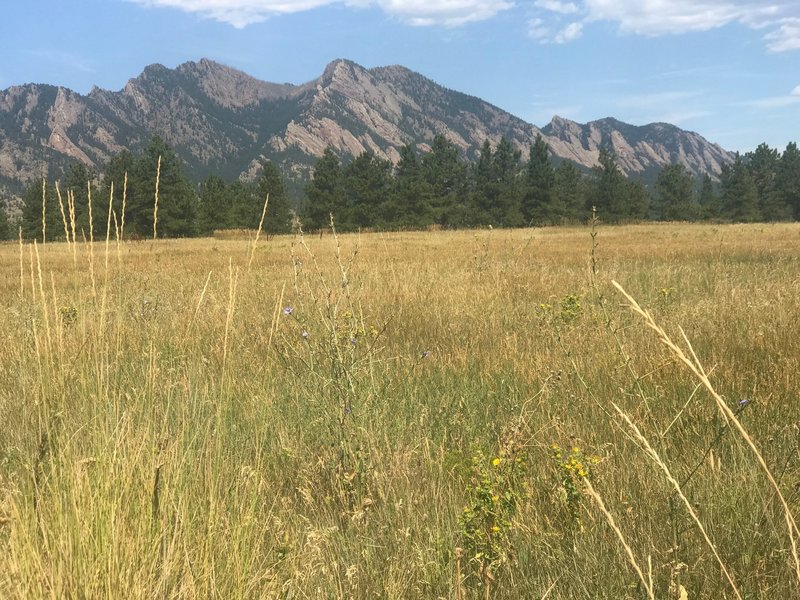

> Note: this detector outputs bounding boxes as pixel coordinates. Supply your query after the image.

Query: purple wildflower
[421,350,430,359]
[282,306,293,316]
[738,398,751,408]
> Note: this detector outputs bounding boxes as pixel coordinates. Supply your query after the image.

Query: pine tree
[21,178,60,242]
[553,161,587,223]
[591,147,629,222]
[492,137,523,226]
[342,151,392,230]
[746,143,789,221]
[198,174,232,235]
[0,198,10,240]
[422,134,468,227]
[523,134,557,225]
[624,180,650,221]
[390,144,432,228]
[471,140,496,225]
[776,142,800,219]
[256,160,292,234]
[132,136,197,238]
[697,173,720,220]
[654,164,695,221]
[100,151,136,238]
[720,154,760,222]
[303,147,344,231]
[62,162,98,239]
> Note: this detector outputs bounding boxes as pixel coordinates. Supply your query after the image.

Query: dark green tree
[256,160,292,234]
[62,162,98,239]
[654,164,696,221]
[389,144,432,228]
[470,137,522,226]
[775,142,800,219]
[21,178,60,242]
[422,134,469,226]
[131,136,197,238]
[553,161,587,223]
[720,154,760,222]
[697,173,720,220]
[342,151,392,230]
[746,143,789,221]
[197,174,233,235]
[522,134,557,224]
[471,140,496,225]
[0,198,10,240]
[100,150,136,238]
[492,137,524,226]
[303,147,345,230]
[591,148,630,222]
[625,180,650,221]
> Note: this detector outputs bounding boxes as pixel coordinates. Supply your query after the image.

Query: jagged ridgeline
[4,58,800,237]
[1,58,734,195]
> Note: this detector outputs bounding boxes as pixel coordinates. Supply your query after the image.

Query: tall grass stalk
[611,401,742,598]
[613,279,800,587]
[247,192,269,271]
[152,156,161,240]
[583,479,655,600]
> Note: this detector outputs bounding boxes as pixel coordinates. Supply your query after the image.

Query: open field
[1,222,800,598]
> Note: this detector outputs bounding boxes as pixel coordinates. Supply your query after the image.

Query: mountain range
[0,58,735,199]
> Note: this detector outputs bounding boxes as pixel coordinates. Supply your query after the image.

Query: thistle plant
[275,216,387,516]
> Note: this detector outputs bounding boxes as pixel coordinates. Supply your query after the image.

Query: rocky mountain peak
[177,58,308,108]
[0,58,736,199]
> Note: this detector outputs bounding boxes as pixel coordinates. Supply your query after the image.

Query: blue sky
[1,0,798,153]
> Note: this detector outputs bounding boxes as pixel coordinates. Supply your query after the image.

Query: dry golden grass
[0,221,799,598]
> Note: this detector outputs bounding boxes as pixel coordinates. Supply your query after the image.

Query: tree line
[6,136,292,242]
[2,134,800,241]
[303,136,800,229]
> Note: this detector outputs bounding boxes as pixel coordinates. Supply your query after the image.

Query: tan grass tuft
[612,279,800,587]
[611,401,742,599]
[583,478,655,600]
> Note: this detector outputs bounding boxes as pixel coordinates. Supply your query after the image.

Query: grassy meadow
[1,220,800,598]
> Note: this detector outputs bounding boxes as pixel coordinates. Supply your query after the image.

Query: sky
[0,0,798,153]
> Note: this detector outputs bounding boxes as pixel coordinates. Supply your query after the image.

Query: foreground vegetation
[1,220,800,598]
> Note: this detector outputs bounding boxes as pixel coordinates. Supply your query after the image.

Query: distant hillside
[0,58,734,198]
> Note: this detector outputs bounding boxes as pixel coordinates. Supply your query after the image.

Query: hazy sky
[1,0,798,153]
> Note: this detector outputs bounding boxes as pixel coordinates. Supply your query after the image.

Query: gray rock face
[0,58,734,198]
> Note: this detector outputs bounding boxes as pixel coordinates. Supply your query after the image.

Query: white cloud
[524,1,800,51]
[744,95,800,109]
[582,0,751,35]
[764,18,800,52]
[741,85,800,109]
[554,21,583,43]
[581,1,800,51]
[534,0,579,15]
[130,0,331,27]
[527,17,550,41]
[128,0,800,47]
[129,0,514,27]
[376,0,514,26]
